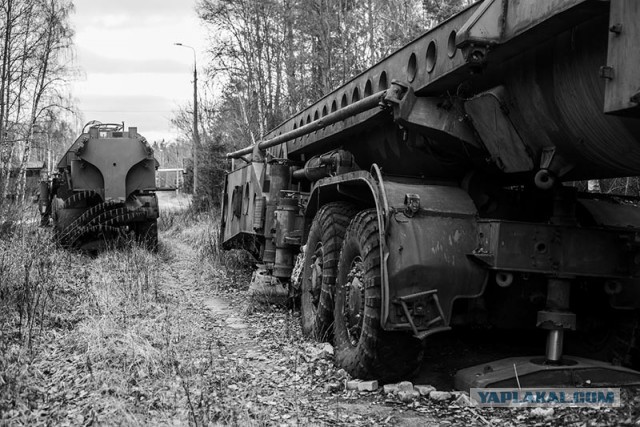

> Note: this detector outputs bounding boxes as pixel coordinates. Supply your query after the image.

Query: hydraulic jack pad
[455,356,640,391]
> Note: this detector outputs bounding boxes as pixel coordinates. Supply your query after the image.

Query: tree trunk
[284,0,296,116]
[17,0,56,201]
[367,0,375,65]
[0,0,13,202]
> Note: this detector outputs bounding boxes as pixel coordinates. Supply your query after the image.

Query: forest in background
[199,0,472,140]
[179,0,640,205]
[169,0,474,206]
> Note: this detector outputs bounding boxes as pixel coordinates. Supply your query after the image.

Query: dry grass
[156,191,192,213]
[0,202,184,423]
[0,199,256,425]
[0,203,66,347]
[159,202,255,284]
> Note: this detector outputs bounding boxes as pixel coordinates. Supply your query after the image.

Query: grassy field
[156,191,192,213]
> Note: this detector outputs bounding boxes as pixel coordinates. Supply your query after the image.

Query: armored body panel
[42,122,159,251]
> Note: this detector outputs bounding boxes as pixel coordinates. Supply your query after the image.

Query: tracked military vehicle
[40,121,159,251]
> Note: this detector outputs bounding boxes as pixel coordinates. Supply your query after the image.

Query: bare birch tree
[0,0,74,204]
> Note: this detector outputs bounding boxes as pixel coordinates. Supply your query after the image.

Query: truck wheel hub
[344,257,365,346]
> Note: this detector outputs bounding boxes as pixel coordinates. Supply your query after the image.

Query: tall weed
[160,201,223,266]
[0,202,66,349]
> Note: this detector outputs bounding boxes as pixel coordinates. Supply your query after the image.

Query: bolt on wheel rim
[344,256,365,347]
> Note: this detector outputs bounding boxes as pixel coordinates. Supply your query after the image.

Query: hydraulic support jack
[456,189,640,390]
[456,276,640,390]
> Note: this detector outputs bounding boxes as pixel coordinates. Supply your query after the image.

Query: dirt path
[158,237,434,425]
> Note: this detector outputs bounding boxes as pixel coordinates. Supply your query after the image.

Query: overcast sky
[71,0,207,143]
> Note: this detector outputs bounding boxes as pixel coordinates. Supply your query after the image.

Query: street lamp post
[174,42,200,196]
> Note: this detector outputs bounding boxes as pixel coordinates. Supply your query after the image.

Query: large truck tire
[300,202,358,340]
[334,209,424,382]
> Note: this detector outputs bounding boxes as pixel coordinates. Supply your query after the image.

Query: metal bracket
[537,310,577,330]
[534,147,575,189]
[404,193,421,217]
[395,289,451,340]
[604,0,640,114]
[383,80,409,106]
[284,230,302,246]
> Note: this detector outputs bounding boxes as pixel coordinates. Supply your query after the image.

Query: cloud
[73,0,204,63]
[76,94,179,142]
[78,94,178,114]
[71,0,202,142]
[75,72,192,101]
[76,48,188,74]
[74,0,197,30]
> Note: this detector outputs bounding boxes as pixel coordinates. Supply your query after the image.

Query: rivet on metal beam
[609,23,622,35]
[599,66,614,80]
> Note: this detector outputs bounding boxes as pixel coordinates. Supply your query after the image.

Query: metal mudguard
[380,179,488,334]
[308,172,488,336]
